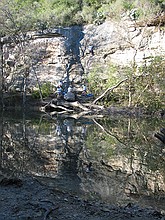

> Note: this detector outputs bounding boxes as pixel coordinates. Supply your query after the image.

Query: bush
[32,82,54,99]
[0,0,163,34]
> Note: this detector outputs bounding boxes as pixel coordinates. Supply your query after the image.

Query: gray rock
[64,92,75,101]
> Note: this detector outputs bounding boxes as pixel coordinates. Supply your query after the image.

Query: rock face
[89,20,165,66]
[2,18,165,91]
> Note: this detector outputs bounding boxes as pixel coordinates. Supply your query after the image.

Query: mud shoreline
[0,175,164,220]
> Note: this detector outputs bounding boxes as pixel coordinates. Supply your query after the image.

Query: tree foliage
[0,0,37,37]
[88,57,165,112]
[0,0,164,35]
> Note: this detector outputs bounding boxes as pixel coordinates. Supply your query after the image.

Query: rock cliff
[3,17,165,91]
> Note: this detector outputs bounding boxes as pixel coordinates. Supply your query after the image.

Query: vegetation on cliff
[0,0,164,36]
[87,56,165,113]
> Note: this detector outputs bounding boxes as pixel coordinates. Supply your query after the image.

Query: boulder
[64,92,75,101]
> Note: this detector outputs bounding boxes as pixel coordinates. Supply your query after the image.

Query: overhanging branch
[93,78,128,104]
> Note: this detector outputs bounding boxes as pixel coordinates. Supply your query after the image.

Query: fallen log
[62,101,89,111]
[50,103,74,112]
[62,111,92,119]
[40,83,111,116]
[39,78,131,115]
[41,99,93,113]
[83,103,104,110]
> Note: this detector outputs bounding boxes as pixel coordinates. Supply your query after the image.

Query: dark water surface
[0,110,165,212]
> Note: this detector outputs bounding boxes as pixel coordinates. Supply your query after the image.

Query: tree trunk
[33,67,43,102]
[0,42,4,109]
[128,83,132,107]
[22,76,27,109]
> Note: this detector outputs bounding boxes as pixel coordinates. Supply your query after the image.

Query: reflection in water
[0,111,165,212]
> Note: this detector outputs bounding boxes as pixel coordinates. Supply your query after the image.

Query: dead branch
[41,99,92,116]
[93,78,128,104]
[63,101,90,111]
[50,103,74,112]
[49,110,69,116]
[135,84,149,105]
[67,110,92,119]
[40,79,128,115]
[83,103,104,110]
[93,119,126,146]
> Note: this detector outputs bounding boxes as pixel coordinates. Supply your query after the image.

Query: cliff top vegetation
[0,0,164,36]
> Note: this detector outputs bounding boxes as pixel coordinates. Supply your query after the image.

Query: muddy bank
[0,175,164,220]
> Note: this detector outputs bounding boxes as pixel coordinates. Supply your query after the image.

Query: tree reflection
[84,116,165,210]
[0,112,164,211]
[0,112,51,177]
[0,111,4,169]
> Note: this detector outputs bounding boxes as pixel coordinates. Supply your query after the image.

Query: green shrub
[0,0,163,33]
[87,56,164,111]
[32,82,54,99]
[81,5,97,24]
[122,0,134,10]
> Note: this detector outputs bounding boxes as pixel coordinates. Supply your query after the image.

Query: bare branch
[93,119,126,146]
[93,78,128,104]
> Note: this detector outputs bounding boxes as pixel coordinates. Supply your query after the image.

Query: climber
[57,80,64,91]
[64,86,76,101]
[56,86,63,99]
[55,80,64,99]
[82,84,87,96]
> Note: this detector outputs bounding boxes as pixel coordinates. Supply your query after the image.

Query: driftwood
[62,101,89,111]
[41,100,90,112]
[60,111,91,119]
[41,79,128,116]
[83,103,104,110]
[50,102,74,112]
[41,98,102,115]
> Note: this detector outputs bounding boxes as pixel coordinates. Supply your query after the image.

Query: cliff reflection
[0,112,164,211]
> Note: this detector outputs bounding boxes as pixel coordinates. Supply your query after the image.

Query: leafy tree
[0,0,37,36]
[0,0,40,107]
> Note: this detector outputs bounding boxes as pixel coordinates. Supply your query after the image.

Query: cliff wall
[3,18,165,91]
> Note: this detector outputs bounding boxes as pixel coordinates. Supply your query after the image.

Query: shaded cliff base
[0,175,164,220]
[1,93,164,119]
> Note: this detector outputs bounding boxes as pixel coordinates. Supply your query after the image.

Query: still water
[0,110,165,212]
